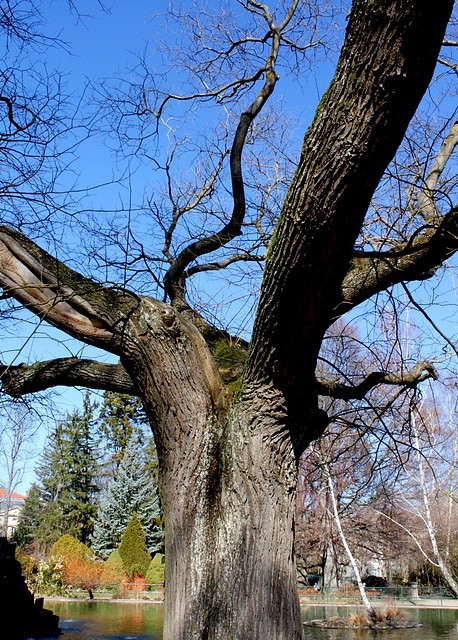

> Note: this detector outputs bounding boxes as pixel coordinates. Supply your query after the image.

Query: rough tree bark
[0,2,455,639]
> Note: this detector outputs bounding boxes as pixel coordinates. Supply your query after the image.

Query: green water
[48,600,164,639]
[46,600,458,640]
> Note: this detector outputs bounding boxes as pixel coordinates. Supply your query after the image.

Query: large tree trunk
[159,389,302,640]
[118,299,304,639]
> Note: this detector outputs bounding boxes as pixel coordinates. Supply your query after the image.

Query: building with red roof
[0,487,27,537]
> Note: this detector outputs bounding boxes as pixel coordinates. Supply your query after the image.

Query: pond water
[45,601,458,640]
[48,600,164,640]
[302,606,458,640]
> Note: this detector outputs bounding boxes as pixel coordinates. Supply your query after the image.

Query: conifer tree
[35,393,101,547]
[12,482,42,550]
[98,391,148,475]
[91,431,163,558]
[118,512,151,577]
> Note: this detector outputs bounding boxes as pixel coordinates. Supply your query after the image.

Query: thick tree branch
[0,358,137,398]
[334,206,458,319]
[334,108,458,320]
[0,225,138,352]
[316,361,438,401]
[417,115,458,220]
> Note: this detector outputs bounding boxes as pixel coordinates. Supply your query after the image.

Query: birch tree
[408,397,458,595]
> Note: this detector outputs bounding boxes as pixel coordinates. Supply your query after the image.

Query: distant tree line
[12,391,164,565]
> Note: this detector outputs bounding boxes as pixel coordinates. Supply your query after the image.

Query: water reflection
[49,600,164,640]
[46,601,458,640]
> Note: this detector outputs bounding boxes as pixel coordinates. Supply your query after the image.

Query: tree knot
[161,307,176,328]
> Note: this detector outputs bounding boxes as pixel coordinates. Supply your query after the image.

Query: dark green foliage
[118,513,151,577]
[98,391,147,473]
[91,431,163,558]
[35,393,100,547]
[24,393,161,556]
[50,534,94,562]
[12,483,42,550]
[145,553,165,586]
[35,500,64,549]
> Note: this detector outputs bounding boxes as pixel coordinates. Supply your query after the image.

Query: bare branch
[0,95,37,132]
[185,251,265,278]
[0,358,137,398]
[401,282,458,358]
[417,115,458,220]
[316,361,438,400]
[163,6,297,307]
[152,67,268,123]
[335,206,458,319]
[162,144,230,263]
[371,508,439,566]
[439,58,458,74]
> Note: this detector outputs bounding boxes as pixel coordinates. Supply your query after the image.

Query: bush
[51,534,94,563]
[146,553,165,586]
[123,575,147,593]
[51,533,101,597]
[62,555,103,598]
[100,549,127,584]
[21,556,68,597]
[118,513,151,577]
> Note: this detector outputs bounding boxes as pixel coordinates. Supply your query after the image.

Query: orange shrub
[123,575,147,592]
[62,555,103,598]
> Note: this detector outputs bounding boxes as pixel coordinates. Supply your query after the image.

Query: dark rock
[0,537,61,639]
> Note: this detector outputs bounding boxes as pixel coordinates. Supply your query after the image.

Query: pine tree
[12,483,43,550]
[98,391,147,474]
[35,393,101,547]
[91,431,163,558]
[64,394,101,544]
[118,512,151,577]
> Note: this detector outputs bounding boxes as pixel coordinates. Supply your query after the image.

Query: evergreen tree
[118,512,151,577]
[12,482,42,550]
[145,553,165,586]
[98,391,147,474]
[35,393,101,547]
[91,431,163,558]
[64,394,101,544]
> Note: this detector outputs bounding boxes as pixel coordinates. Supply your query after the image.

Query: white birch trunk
[412,410,458,597]
[324,464,376,621]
